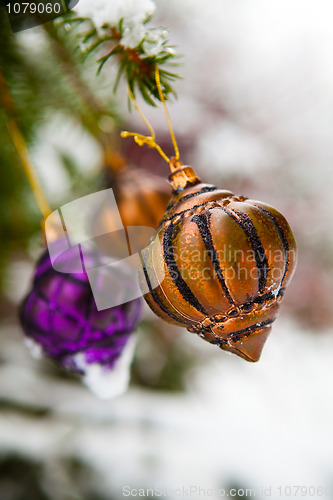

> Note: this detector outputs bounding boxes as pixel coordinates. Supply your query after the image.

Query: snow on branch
[66,0,180,105]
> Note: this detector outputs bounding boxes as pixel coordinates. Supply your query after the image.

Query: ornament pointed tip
[224,325,272,363]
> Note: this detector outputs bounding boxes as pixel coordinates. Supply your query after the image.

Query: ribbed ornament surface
[139,179,297,362]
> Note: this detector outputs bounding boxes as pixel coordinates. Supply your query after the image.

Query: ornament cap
[168,157,201,191]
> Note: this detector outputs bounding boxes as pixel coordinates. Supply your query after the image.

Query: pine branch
[63,13,181,106]
[0,15,50,291]
[43,22,108,117]
[42,21,122,159]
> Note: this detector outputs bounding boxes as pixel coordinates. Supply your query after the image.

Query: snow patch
[74,0,156,30]
[73,334,137,399]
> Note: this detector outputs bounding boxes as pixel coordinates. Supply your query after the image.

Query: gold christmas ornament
[139,159,297,362]
[122,67,297,362]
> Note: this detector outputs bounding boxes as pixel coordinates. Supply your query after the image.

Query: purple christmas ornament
[20,247,142,397]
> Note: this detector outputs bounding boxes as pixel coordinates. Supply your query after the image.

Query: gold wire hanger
[121,66,180,168]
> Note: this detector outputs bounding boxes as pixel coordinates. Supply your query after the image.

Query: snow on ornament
[20,246,142,398]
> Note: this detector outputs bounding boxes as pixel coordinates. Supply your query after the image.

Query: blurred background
[1,0,333,498]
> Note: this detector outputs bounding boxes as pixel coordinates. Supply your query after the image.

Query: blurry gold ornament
[92,161,172,261]
[107,164,171,228]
